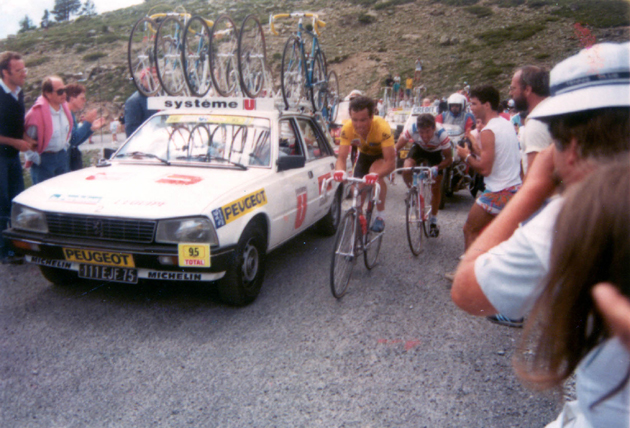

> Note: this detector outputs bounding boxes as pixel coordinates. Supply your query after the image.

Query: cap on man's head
[347,89,364,100]
[530,42,629,119]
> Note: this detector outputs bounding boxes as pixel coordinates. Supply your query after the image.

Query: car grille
[46,213,156,243]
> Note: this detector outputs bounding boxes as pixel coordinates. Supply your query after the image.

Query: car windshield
[115,114,272,168]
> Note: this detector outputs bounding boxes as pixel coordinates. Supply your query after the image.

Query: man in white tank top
[456,85,522,250]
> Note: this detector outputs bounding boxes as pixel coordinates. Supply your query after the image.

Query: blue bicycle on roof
[270,12,339,120]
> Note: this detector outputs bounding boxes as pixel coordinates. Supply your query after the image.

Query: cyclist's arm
[395,133,410,151]
[375,146,396,177]
[335,144,350,172]
[438,147,453,170]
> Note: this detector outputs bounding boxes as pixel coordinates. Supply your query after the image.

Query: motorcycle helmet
[447,93,467,116]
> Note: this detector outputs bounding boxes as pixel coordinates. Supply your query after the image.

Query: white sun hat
[529,42,629,119]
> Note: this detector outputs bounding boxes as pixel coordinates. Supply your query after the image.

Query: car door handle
[308,171,313,179]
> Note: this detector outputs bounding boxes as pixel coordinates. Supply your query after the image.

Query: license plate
[63,248,135,267]
[79,264,138,284]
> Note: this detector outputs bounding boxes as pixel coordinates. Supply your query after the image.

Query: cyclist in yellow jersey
[334,96,396,232]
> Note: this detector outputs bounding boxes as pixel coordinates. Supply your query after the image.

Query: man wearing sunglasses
[24,75,74,184]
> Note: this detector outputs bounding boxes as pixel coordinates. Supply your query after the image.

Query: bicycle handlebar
[392,166,433,177]
[320,176,382,206]
[270,12,326,37]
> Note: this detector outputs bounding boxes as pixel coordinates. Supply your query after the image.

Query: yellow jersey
[340,116,394,157]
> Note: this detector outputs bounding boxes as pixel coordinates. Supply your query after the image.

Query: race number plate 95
[178,243,210,267]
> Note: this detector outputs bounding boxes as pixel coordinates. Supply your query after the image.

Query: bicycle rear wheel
[128,17,160,96]
[330,210,358,299]
[405,187,424,256]
[364,200,383,270]
[182,16,212,97]
[238,15,266,98]
[209,14,240,97]
[281,35,306,110]
[325,70,340,123]
[155,16,187,96]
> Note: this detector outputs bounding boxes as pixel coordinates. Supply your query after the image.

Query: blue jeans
[31,149,69,185]
[0,155,25,258]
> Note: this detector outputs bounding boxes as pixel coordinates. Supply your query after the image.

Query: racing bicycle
[394,166,434,256]
[270,12,330,112]
[322,176,384,299]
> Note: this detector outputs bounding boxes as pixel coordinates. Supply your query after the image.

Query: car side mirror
[277,155,306,172]
[103,148,116,159]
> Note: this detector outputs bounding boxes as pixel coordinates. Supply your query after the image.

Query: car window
[278,119,302,157]
[115,114,272,168]
[296,118,328,161]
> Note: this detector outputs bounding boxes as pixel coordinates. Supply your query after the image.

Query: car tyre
[316,187,341,236]
[39,266,81,286]
[218,222,266,306]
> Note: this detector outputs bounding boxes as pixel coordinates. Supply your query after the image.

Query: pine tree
[51,0,82,22]
[18,15,36,33]
[80,0,97,17]
[41,10,50,29]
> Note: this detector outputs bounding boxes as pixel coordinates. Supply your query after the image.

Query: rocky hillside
[1,0,628,116]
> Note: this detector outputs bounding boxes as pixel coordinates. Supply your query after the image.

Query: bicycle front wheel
[281,35,306,110]
[364,208,383,270]
[128,17,160,96]
[238,15,266,98]
[330,210,358,299]
[155,16,187,96]
[182,16,212,97]
[405,187,424,256]
[421,176,433,237]
[309,51,327,112]
[209,14,240,97]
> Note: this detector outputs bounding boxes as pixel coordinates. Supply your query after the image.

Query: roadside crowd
[1,39,629,427]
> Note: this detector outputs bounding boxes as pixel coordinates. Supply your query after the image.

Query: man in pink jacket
[24,75,73,184]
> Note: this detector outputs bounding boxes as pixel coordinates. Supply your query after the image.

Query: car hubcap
[241,239,259,283]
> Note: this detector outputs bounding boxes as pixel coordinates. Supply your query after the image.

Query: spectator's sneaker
[487,314,524,328]
[429,223,440,238]
[370,217,385,233]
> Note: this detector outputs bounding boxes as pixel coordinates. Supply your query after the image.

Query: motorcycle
[439,124,484,209]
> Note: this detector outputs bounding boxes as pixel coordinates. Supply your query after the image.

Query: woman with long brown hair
[515,161,630,427]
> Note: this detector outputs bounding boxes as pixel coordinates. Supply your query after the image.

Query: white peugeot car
[5,98,343,306]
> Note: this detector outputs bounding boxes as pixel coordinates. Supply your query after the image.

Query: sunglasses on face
[54,88,66,96]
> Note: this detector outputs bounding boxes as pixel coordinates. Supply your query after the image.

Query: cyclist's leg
[353,152,376,211]
[402,157,416,188]
[368,158,387,211]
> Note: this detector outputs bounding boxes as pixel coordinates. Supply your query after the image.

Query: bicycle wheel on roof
[182,16,212,97]
[155,16,187,96]
[281,35,306,110]
[238,15,267,98]
[309,51,327,112]
[209,14,240,97]
[128,17,160,97]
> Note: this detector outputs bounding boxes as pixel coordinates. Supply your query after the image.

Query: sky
[1,0,143,40]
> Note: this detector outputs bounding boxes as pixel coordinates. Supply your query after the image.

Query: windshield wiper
[117,151,170,165]
[209,155,247,170]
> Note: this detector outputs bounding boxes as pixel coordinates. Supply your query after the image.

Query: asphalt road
[0,182,560,427]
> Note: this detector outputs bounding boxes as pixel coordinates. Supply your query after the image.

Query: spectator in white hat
[451,42,630,427]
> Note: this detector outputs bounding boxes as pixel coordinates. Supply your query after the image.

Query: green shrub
[431,0,480,6]
[75,45,89,53]
[526,0,551,7]
[490,0,525,7]
[534,52,550,59]
[83,52,108,61]
[476,23,546,45]
[25,56,50,67]
[374,0,416,10]
[358,13,376,24]
[552,0,630,28]
[464,5,494,17]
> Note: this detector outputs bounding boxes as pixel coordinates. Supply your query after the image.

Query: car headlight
[155,217,218,245]
[11,204,48,233]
